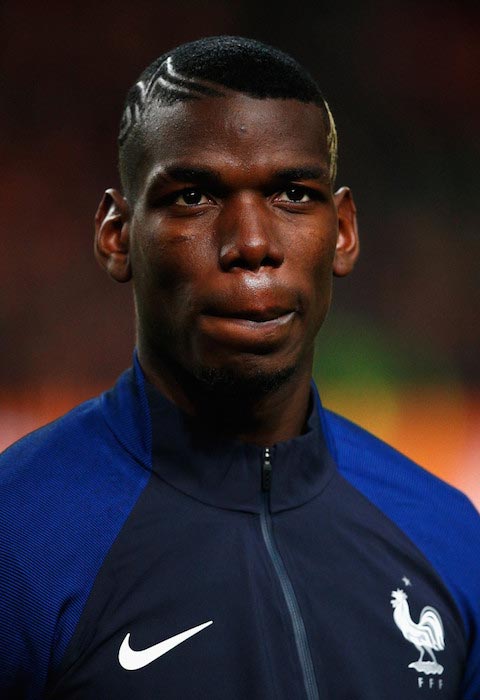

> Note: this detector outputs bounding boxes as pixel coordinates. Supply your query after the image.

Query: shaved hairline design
[118,38,339,194]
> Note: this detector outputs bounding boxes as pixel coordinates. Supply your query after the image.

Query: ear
[94,188,132,282]
[332,186,360,277]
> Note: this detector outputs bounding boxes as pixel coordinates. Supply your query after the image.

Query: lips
[198,301,298,351]
[204,306,295,323]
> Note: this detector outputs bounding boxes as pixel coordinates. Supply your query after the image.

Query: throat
[139,347,313,446]
[184,379,313,447]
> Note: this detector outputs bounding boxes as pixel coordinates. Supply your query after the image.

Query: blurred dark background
[1,1,478,499]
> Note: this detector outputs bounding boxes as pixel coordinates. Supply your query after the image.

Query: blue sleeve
[324,409,480,700]
[0,396,150,698]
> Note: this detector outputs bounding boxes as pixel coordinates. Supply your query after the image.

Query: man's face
[120,95,357,392]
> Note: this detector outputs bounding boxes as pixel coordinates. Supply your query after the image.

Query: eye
[174,189,210,206]
[275,186,312,203]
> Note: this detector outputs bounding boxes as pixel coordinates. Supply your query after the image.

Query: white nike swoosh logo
[118,620,213,670]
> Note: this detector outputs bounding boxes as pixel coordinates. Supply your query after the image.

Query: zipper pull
[262,447,272,491]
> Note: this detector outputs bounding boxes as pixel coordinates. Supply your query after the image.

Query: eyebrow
[272,167,330,183]
[147,167,222,191]
[146,164,330,192]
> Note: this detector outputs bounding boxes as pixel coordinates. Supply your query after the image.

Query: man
[1,36,479,699]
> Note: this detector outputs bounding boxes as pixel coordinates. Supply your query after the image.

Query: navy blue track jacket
[1,354,479,699]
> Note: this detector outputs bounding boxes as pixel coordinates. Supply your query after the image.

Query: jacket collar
[102,352,337,514]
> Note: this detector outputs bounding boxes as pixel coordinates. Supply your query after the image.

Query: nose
[218,194,284,272]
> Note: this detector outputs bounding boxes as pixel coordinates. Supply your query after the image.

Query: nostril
[220,252,280,273]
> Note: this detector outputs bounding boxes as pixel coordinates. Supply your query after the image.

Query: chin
[194,361,297,399]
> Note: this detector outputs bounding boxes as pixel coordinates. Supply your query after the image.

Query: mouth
[214,311,296,329]
[204,307,296,323]
[198,308,297,350]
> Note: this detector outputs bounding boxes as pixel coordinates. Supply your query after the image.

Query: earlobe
[94,189,132,283]
[332,186,360,277]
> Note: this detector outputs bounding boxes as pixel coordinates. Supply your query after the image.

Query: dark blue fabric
[1,356,479,699]
[324,411,480,699]
[47,371,474,699]
[0,370,151,697]
[145,375,336,514]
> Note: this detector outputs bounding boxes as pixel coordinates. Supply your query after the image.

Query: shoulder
[0,395,118,532]
[0,390,151,694]
[323,408,479,527]
[0,390,121,470]
[0,387,150,560]
[0,392,145,544]
[323,408,480,679]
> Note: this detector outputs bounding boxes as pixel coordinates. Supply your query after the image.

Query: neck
[137,348,313,447]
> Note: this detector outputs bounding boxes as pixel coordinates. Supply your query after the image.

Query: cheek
[298,233,337,326]
[132,227,186,287]
[130,222,215,320]
[299,226,337,282]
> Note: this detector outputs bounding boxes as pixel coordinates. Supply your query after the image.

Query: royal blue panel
[0,368,151,698]
[323,409,480,700]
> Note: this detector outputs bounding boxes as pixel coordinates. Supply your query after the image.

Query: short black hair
[118,36,337,199]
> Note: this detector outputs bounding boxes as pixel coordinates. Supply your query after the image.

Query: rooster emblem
[390,589,445,675]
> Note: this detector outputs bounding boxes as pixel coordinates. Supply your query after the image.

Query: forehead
[140,95,329,184]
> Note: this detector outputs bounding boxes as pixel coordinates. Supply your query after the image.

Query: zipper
[260,448,319,700]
